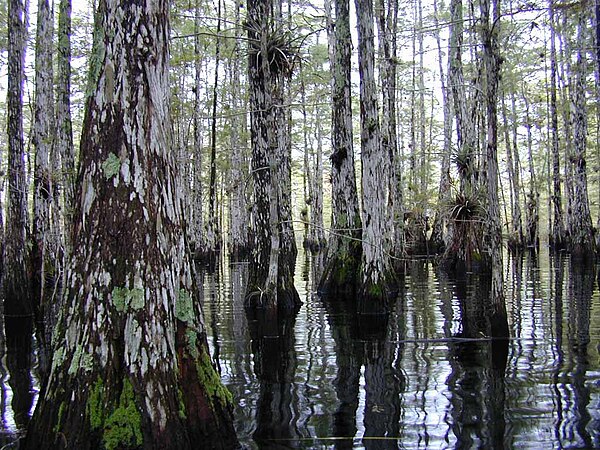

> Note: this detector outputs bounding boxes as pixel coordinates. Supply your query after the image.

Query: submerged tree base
[357,271,399,316]
[318,247,362,300]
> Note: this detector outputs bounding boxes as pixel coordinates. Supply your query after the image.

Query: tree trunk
[355,0,396,311]
[429,0,453,254]
[245,0,300,311]
[191,0,205,259]
[306,103,327,251]
[228,0,250,260]
[522,92,539,250]
[32,0,58,382]
[568,10,593,260]
[548,0,566,250]
[377,0,402,265]
[500,93,523,252]
[4,0,31,319]
[439,0,484,272]
[206,0,222,260]
[318,0,362,299]
[23,0,238,446]
[57,0,75,249]
[480,0,508,338]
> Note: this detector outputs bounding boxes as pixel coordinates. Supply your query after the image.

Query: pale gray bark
[4,0,31,319]
[480,0,508,336]
[548,0,565,249]
[318,0,362,298]
[522,91,539,249]
[32,0,58,380]
[356,0,394,307]
[430,0,453,253]
[228,0,249,260]
[56,0,75,250]
[192,0,205,257]
[568,10,593,258]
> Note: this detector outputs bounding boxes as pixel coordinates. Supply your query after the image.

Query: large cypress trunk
[318,0,363,299]
[480,0,508,338]
[32,0,58,381]
[245,0,300,311]
[23,0,238,447]
[4,0,31,319]
[355,0,396,310]
[568,10,593,260]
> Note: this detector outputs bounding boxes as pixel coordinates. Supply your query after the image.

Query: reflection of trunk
[5,317,34,430]
[324,296,404,449]
[249,310,299,446]
[563,261,594,448]
[319,0,362,298]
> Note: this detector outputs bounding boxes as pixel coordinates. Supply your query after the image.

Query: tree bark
[522,91,539,250]
[191,0,205,258]
[355,0,396,311]
[23,0,238,446]
[429,0,453,254]
[480,0,508,338]
[568,10,594,260]
[245,0,300,311]
[227,0,250,260]
[32,0,58,383]
[548,0,566,250]
[4,0,31,320]
[318,0,362,299]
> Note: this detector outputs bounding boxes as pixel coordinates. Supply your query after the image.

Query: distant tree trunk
[480,0,508,338]
[355,0,396,311]
[568,10,594,259]
[228,0,249,260]
[548,0,566,250]
[377,0,402,265]
[500,93,523,252]
[306,103,327,251]
[32,0,57,382]
[192,0,205,258]
[559,14,574,243]
[4,0,31,320]
[206,0,222,259]
[245,0,300,311]
[318,0,363,299]
[429,0,453,254]
[23,0,238,446]
[522,92,539,250]
[440,0,483,271]
[57,0,75,249]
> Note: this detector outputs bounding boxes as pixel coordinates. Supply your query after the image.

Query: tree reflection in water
[7,251,600,448]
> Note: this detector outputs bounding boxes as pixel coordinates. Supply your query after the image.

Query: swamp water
[1,249,600,448]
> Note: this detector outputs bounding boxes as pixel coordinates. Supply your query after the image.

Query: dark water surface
[1,250,600,448]
[204,251,600,449]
